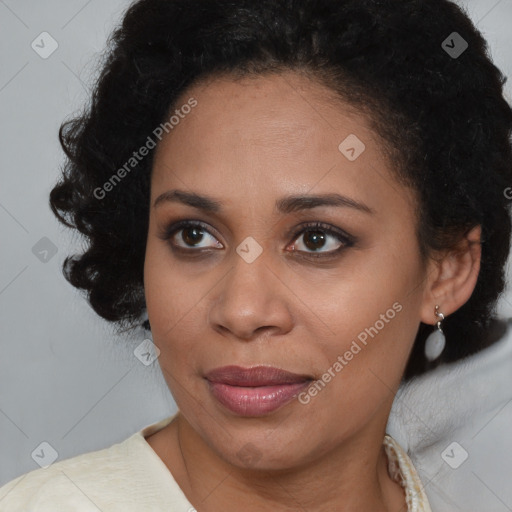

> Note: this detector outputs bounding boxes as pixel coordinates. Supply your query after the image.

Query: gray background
[0,0,511,490]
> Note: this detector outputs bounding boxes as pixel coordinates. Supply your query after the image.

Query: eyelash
[158,220,355,260]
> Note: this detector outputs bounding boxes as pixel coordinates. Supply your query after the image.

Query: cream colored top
[0,413,431,511]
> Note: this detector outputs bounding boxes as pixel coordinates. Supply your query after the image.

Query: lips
[204,365,314,416]
[205,365,312,386]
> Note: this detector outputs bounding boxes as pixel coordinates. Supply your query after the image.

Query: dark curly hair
[49,0,512,380]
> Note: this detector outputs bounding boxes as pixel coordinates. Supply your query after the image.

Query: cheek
[304,243,424,391]
[143,239,188,347]
[144,241,173,332]
[144,231,195,319]
[300,296,421,440]
[302,246,420,342]
[143,238,212,374]
[143,253,201,406]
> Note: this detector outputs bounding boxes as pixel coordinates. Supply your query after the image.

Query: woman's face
[144,71,433,469]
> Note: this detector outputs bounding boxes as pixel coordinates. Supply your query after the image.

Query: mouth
[204,365,314,416]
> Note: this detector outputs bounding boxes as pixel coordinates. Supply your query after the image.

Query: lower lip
[207,380,311,416]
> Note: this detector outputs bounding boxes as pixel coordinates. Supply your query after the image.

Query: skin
[143,71,481,511]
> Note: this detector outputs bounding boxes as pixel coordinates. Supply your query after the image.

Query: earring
[424,305,446,362]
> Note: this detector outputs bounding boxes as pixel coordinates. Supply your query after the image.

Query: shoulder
[0,414,192,511]
[0,432,153,511]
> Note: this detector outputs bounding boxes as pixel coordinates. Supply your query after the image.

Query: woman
[1,0,511,510]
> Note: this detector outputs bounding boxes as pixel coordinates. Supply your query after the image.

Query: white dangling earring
[424,305,446,362]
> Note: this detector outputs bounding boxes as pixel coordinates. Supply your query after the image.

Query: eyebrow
[153,189,375,215]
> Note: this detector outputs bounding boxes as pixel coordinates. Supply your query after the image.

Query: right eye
[160,220,224,251]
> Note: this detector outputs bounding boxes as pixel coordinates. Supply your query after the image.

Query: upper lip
[205,365,313,387]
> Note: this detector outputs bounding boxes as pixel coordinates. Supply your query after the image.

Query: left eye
[289,223,352,255]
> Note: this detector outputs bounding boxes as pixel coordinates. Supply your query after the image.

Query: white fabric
[0,415,190,511]
[384,435,432,511]
[386,317,512,511]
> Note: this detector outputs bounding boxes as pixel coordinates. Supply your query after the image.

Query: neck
[155,412,406,512]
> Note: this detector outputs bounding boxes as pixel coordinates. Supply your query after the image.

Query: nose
[208,250,294,341]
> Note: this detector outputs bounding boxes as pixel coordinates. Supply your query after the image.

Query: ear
[420,225,482,325]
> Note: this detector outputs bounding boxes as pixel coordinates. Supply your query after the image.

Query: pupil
[183,227,203,246]
[304,230,325,251]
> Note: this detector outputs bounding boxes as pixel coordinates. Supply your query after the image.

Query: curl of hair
[50,0,512,379]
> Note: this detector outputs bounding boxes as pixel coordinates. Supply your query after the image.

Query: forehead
[150,71,414,219]
[158,71,372,147]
